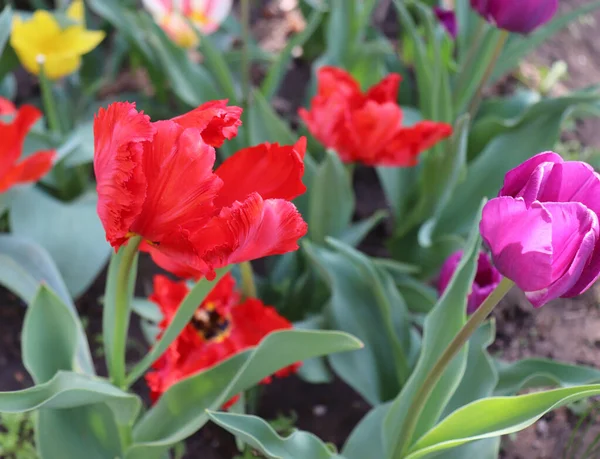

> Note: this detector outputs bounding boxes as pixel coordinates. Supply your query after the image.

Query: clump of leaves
[0,412,37,459]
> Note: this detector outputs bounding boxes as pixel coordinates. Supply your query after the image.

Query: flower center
[190,302,230,341]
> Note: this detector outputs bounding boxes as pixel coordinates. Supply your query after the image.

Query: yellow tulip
[10,1,105,80]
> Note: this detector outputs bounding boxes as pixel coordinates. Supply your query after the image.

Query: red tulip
[145,273,299,403]
[0,98,55,193]
[299,67,452,167]
[93,101,307,279]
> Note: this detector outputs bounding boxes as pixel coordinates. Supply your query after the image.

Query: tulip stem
[112,236,142,389]
[467,31,509,121]
[38,64,63,135]
[241,0,252,108]
[393,277,514,459]
[240,261,258,299]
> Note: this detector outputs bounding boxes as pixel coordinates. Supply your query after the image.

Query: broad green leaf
[0,371,140,425]
[339,210,388,247]
[495,358,600,396]
[22,286,80,384]
[304,238,413,405]
[199,35,238,102]
[294,315,333,384]
[405,385,600,459]
[342,403,391,459]
[417,114,470,246]
[144,17,219,106]
[36,404,122,459]
[443,321,498,416]
[8,188,111,298]
[491,1,600,81]
[0,7,12,57]
[125,269,231,387]
[207,412,340,459]
[127,330,362,459]
[383,203,483,455]
[131,297,162,323]
[325,0,355,65]
[0,235,94,375]
[261,7,324,101]
[436,93,600,236]
[308,150,354,244]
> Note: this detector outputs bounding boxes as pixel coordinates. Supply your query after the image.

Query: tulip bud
[470,0,558,34]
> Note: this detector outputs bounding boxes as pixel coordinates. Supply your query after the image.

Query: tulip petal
[214,138,306,208]
[93,102,154,248]
[365,74,401,104]
[0,105,41,180]
[526,202,599,307]
[0,97,16,116]
[172,100,242,147]
[12,150,56,184]
[500,151,563,198]
[131,121,222,243]
[480,197,553,292]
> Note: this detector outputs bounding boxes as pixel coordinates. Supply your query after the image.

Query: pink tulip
[480,152,600,307]
[470,0,558,34]
[143,0,232,48]
[438,250,501,314]
[434,7,457,39]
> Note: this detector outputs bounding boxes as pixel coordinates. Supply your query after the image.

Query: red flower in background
[0,98,56,193]
[93,101,307,279]
[299,67,452,167]
[145,273,299,403]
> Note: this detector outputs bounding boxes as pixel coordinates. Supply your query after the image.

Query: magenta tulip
[470,0,558,34]
[434,7,457,39]
[438,250,501,314]
[480,152,600,307]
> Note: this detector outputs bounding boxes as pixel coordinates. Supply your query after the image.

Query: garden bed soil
[3,0,600,458]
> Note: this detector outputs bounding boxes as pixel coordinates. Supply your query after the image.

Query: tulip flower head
[438,250,501,314]
[470,0,558,34]
[480,152,600,307]
[299,67,452,167]
[10,1,105,80]
[434,7,457,39]
[143,0,233,48]
[0,98,56,193]
[93,101,307,280]
[145,273,299,403]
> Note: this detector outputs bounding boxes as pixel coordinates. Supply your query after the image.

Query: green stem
[111,236,142,389]
[239,261,257,299]
[240,0,252,109]
[38,62,63,135]
[393,277,515,459]
[467,31,509,121]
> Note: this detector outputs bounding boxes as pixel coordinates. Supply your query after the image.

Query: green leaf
[383,202,484,454]
[0,234,72,308]
[436,93,600,236]
[0,6,12,57]
[405,385,600,459]
[342,403,390,459]
[442,321,498,417]
[303,238,413,405]
[125,269,232,387]
[0,235,94,375]
[339,210,388,247]
[261,7,324,101]
[22,286,80,384]
[207,412,340,459]
[8,188,111,298]
[325,1,355,65]
[36,404,123,459]
[494,358,600,396]
[199,35,239,102]
[127,330,362,459]
[0,371,140,425]
[491,1,600,82]
[308,151,354,244]
[131,297,162,323]
[144,17,219,106]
